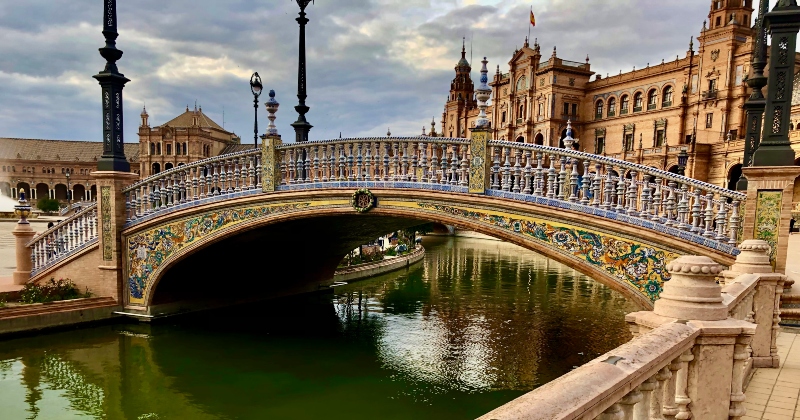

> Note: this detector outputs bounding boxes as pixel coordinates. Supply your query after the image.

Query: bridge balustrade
[27,204,98,276]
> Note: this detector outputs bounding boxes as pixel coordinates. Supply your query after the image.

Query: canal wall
[333,246,424,283]
[0,297,120,336]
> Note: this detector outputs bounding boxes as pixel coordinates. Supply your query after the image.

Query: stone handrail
[480,242,781,419]
[122,148,263,222]
[478,322,699,419]
[27,203,98,276]
[486,141,745,245]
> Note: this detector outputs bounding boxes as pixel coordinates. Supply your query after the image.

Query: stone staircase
[780,279,799,327]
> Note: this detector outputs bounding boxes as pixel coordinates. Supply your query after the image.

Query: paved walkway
[745,331,800,420]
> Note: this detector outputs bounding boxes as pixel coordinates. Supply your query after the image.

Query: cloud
[0,0,789,145]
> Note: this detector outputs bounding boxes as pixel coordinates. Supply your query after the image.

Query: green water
[0,236,639,420]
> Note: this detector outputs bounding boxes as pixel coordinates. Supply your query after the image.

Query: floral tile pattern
[469,132,488,193]
[416,202,679,301]
[125,202,310,305]
[754,190,782,265]
[101,186,112,261]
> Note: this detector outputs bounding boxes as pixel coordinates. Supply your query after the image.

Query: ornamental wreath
[351,188,376,213]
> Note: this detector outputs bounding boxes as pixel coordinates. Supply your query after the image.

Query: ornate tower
[707,0,755,29]
[444,39,476,138]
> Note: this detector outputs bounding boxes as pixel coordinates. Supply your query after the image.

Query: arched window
[608,97,616,117]
[595,100,604,119]
[516,136,525,143]
[647,89,657,110]
[152,163,161,174]
[518,103,525,119]
[633,92,643,112]
[157,143,162,155]
[620,95,629,114]
[183,142,188,155]
[662,86,673,107]
[149,143,155,155]
[516,76,527,91]
[165,163,173,170]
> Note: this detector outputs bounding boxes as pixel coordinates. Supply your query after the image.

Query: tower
[444,38,476,138]
[707,0,755,30]
[140,106,149,127]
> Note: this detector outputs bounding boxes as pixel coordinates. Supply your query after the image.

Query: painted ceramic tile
[101,186,112,261]
[754,190,782,264]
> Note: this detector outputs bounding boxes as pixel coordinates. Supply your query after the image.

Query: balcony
[633,106,643,113]
[620,109,629,115]
[702,90,718,100]
[516,118,524,125]
[561,114,580,122]
[607,111,616,117]
[647,103,657,111]
[662,101,672,107]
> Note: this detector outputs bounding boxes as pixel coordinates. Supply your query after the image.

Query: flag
[530,10,536,26]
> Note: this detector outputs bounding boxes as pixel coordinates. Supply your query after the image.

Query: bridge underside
[151,214,423,313]
[121,189,738,316]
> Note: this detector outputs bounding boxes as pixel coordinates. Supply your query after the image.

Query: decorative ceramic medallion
[352,189,376,213]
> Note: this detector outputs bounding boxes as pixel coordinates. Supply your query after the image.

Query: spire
[563,120,575,149]
[585,54,590,64]
[551,45,557,58]
[689,36,694,53]
[265,89,280,136]
[457,38,470,68]
[429,117,437,137]
[524,36,529,47]
[140,105,147,116]
[475,57,491,129]
[386,127,391,137]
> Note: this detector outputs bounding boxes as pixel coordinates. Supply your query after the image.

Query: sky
[0,0,789,145]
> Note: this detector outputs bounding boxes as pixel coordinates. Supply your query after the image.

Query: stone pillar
[629,255,756,419]
[92,171,138,302]
[12,191,35,285]
[468,128,491,194]
[261,134,282,192]
[742,166,800,274]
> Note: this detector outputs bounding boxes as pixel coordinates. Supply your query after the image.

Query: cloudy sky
[0,0,788,145]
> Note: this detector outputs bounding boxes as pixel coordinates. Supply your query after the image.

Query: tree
[36,198,60,212]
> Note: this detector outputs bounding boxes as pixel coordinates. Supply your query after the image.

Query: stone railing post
[262,134,282,192]
[468,128,491,194]
[92,171,138,302]
[12,190,35,285]
[628,255,756,419]
[723,239,784,368]
[741,166,800,273]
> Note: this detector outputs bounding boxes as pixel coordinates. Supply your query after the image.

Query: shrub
[19,278,91,304]
[36,198,60,212]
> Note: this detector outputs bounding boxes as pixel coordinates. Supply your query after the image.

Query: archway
[73,184,86,202]
[54,184,68,200]
[534,133,544,145]
[152,163,161,174]
[15,182,30,199]
[165,163,174,170]
[90,185,97,200]
[516,136,525,143]
[667,165,681,175]
[727,164,742,191]
[35,183,49,200]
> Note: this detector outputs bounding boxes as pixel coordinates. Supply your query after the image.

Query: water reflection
[0,236,637,420]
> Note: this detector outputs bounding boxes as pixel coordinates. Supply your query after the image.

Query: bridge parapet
[28,203,98,276]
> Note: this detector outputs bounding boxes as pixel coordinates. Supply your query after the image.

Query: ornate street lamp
[677,149,689,176]
[94,0,130,172]
[250,72,263,146]
[291,0,314,142]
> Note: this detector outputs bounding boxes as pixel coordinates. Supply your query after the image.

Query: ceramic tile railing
[27,203,98,276]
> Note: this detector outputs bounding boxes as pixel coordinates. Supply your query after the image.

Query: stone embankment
[333,246,424,283]
[0,297,120,335]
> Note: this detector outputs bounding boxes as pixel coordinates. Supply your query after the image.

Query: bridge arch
[123,189,736,314]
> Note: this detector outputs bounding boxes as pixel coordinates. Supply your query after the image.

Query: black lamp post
[65,171,71,208]
[94,0,130,172]
[250,72,263,146]
[291,0,314,142]
[677,150,689,176]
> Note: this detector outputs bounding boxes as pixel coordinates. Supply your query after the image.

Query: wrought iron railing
[28,203,98,276]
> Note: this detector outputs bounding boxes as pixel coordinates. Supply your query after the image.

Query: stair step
[781,294,800,303]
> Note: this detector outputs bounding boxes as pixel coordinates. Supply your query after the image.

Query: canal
[0,236,639,419]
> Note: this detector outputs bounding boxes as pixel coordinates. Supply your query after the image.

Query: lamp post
[94,0,130,172]
[250,72,263,146]
[291,0,314,142]
[677,150,689,176]
[65,171,71,209]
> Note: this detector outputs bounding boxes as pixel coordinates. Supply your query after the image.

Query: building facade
[440,0,800,191]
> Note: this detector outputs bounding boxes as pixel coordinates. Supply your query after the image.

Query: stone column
[261,134,282,192]
[92,171,138,302]
[468,128,491,194]
[12,191,35,285]
[742,166,800,274]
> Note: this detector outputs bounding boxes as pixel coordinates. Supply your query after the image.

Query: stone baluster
[690,188,703,233]
[319,145,328,182]
[410,142,419,182]
[446,144,455,184]
[344,143,353,181]
[595,403,624,420]
[302,147,311,183]
[714,201,728,241]
[501,147,511,192]
[232,158,241,192]
[401,141,410,180]
[459,144,469,186]
[491,146,501,190]
[602,167,614,210]
[247,155,256,190]
[534,152,544,196]
[158,177,167,207]
[614,171,626,212]
[640,177,652,217]
[729,334,752,420]
[676,184,690,231]
[663,181,677,226]
[179,170,187,203]
[190,167,198,200]
[650,366,671,419]
[702,193,715,238]
[164,174,173,207]
[310,146,319,182]
[546,155,557,198]
[523,150,533,195]
[418,141,428,183]
[617,387,643,420]
[674,349,693,420]
[356,142,364,181]
[557,156,567,200]
[382,142,390,181]
[626,170,638,216]
[336,143,345,181]
[428,142,438,183]
[580,160,591,205]
[651,177,663,222]
[510,148,521,193]
[255,154,263,188]
[569,157,579,202]
[218,160,228,194]
[591,162,602,207]
[124,191,132,222]
[211,163,220,195]
[662,357,681,419]
[392,142,400,181]
[325,145,333,182]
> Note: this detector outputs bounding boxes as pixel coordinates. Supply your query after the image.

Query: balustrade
[27,204,98,276]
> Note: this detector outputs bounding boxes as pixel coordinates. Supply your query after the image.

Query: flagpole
[528,6,531,41]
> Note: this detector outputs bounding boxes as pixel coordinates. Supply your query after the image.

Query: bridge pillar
[12,192,34,285]
[468,127,491,194]
[92,171,138,301]
[261,134,282,192]
[741,166,800,274]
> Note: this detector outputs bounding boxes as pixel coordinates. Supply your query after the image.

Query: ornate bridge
[23,134,747,314]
